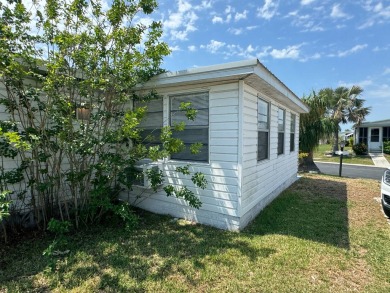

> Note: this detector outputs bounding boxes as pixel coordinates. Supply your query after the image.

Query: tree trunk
[332,126,339,154]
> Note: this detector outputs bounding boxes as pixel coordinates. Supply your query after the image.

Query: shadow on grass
[244,176,350,249]
[1,176,350,291]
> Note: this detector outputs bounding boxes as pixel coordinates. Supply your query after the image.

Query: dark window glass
[170,92,209,162]
[278,108,285,155]
[383,127,390,142]
[359,127,368,144]
[134,98,163,148]
[258,98,269,161]
[258,131,269,161]
[371,128,380,142]
[290,114,296,152]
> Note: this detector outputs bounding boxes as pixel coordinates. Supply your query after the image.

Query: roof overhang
[356,119,390,128]
[137,59,309,114]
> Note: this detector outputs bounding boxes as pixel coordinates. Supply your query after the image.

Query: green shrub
[352,143,368,155]
[384,140,390,155]
[348,137,354,147]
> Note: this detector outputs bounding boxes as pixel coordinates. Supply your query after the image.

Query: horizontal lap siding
[124,82,241,230]
[240,83,299,222]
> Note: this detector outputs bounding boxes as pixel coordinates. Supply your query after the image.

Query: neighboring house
[355,119,390,152]
[122,59,309,231]
[340,131,354,142]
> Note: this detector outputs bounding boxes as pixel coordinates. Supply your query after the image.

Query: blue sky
[138,0,390,130]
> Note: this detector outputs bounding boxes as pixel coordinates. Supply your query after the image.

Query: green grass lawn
[1,174,389,292]
[313,144,374,165]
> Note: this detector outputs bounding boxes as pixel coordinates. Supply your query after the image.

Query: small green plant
[43,219,72,257]
[384,140,390,155]
[348,137,354,147]
[0,190,11,243]
[298,152,309,166]
[352,143,368,155]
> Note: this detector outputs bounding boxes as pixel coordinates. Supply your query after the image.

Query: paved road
[315,162,387,180]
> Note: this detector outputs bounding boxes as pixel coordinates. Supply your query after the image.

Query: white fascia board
[139,59,258,89]
[252,61,309,113]
[357,119,390,128]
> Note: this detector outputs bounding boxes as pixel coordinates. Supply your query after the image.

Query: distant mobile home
[121,59,309,231]
[355,119,390,152]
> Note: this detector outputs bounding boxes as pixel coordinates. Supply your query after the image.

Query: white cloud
[212,16,224,24]
[269,45,301,59]
[336,44,368,57]
[235,10,248,22]
[188,45,197,52]
[257,0,279,20]
[225,5,235,14]
[195,1,212,10]
[358,1,390,29]
[383,68,390,75]
[201,40,226,54]
[246,25,259,30]
[228,28,243,35]
[330,4,349,19]
[301,0,315,5]
[170,45,181,51]
[163,0,199,40]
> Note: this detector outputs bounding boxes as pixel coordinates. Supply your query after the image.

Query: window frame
[359,127,368,145]
[277,107,285,156]
[169,91,209,163]
[257,97,270,161]
[383,127,390,142]
[133,97,164,148]
[290,113,296,152]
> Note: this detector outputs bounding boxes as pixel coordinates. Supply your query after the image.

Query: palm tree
[299,92,334,164]
[319,86,371,153]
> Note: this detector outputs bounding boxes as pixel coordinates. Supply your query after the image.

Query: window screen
[258,98,269,161]
[170,92,209,162]
[278,108,285,155]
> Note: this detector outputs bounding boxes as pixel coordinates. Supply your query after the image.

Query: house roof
[139,59,309,114]
[356,119,390,128]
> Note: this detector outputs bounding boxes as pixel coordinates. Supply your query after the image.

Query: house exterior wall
[239,83,300,228]
[122,80,301,231]
[355,120,390,152]
[120,81,243,230]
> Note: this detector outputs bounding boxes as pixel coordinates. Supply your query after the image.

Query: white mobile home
[122,59,309,231]
[355,119,390,152]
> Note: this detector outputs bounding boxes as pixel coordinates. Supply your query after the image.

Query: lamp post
[339,141,345,177]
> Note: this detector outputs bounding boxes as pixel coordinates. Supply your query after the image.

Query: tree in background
[299,92,333,165]
[0,0,205,234]
[319,86,371,153]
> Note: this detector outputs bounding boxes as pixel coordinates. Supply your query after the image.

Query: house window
[75,102,91,120]
[383,127,390,142]
[371,128,380,142]
[170,92,209,162]
[359,127,368,145]
[134,97,163,148]
[278,108,285,155]
[290,113,296,152]
[257,98,269,161]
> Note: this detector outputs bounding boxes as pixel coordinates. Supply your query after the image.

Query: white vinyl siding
[241,83,300,228]
[124,82,241,230]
